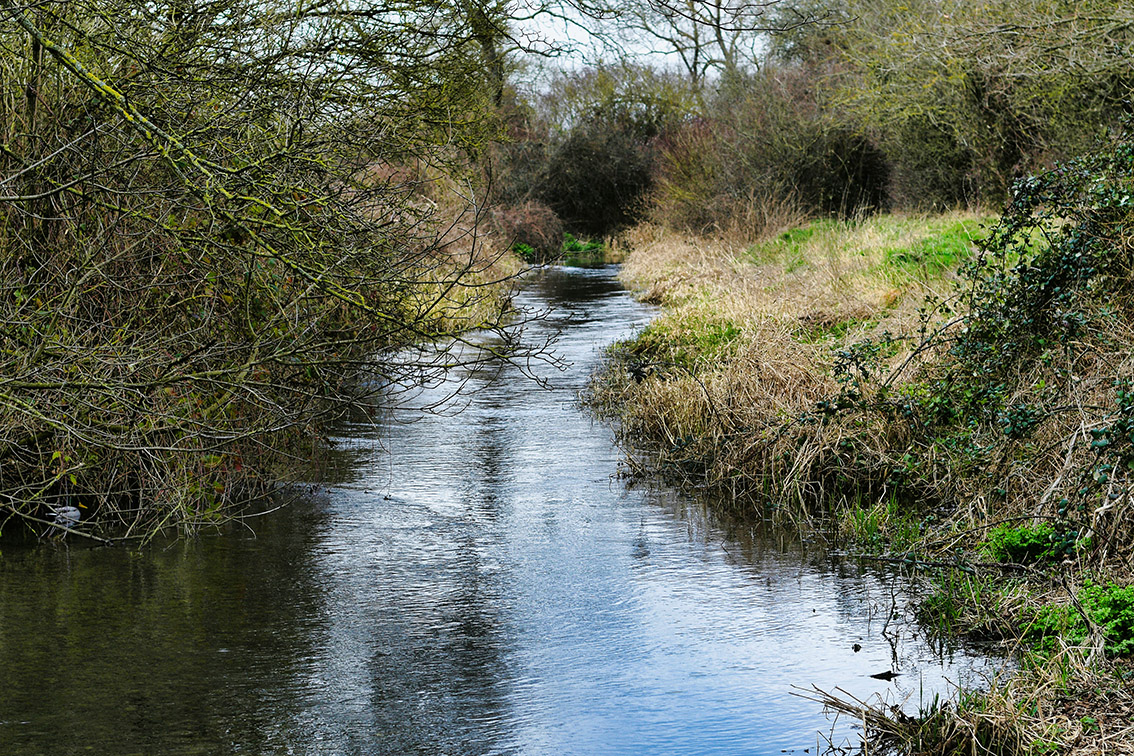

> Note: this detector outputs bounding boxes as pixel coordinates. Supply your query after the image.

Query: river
[0,265,999,755]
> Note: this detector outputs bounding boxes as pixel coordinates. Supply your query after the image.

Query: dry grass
[592,209,1134,756]
[598,211,1134,569]
[619,211,983,323]
[595,212,989,520]
[794,567,1134,755]
[801,644,1134,756]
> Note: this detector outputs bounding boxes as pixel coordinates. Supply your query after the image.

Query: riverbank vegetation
[504,2,1134,751]
[587,125,1134,756]
[0,0,532,540]
[5,0,1134,745]
[593,201,1134,752]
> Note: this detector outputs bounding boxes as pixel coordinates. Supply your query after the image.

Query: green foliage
[512,242,536,261]
[918,585,964,631]
[904,128,1134,516]
[816,128,1134,530]
[562,233,605,254]
[560,233,607,267]
[917,573,970,632]
[1026,581,1134,657]
[984,523,1058,564]
[842,495,922,553]
[1082,581,1134,656]
[916,572,1012,641]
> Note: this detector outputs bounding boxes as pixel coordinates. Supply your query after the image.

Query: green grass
[915,571,1016,640]
[747,215,988,277]
[626,311,743,368]
[747,218,839,269]
[880,218,986,276]
[837,493,924,554]
[561,232,608,267]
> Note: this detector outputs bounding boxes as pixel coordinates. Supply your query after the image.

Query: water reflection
[0,265,1000,755]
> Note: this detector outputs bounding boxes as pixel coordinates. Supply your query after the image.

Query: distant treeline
[489,0,1134,248]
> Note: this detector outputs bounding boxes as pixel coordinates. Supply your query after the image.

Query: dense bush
[820,0,1134,206]
[984,524,1058,564]
[0,0,520,538]
[883,118,978,210]
[818,125,1134,567]
[490,201,564,260]
[489,0,1134,238]
[491,65,696,238]
[539,116,656,236]
[650,67,890,234]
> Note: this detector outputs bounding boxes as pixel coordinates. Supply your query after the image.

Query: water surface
[0,266,999,755]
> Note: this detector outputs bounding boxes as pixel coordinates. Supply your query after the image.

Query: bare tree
[597,0,821,86]
[0,0,546,539]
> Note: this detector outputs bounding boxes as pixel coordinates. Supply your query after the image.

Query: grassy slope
[592,213,1134,755]
[595,213,986,511]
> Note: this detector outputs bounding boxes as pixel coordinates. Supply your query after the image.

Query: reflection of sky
[308,265,1003,755]
[0,276,1004,755]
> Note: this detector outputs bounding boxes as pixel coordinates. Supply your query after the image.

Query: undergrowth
[591,126,1134,754]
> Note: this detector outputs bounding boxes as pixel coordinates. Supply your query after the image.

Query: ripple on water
[0,265,1003,756]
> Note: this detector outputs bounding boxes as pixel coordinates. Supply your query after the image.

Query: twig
[860,554,1034,573]
[1,506,115,545]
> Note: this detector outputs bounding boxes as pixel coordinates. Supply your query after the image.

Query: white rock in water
[50,506,81,528]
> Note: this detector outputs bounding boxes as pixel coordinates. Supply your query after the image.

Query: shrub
[650,67,890,234]
[884,117,978,210]
[534,64,696,237]
[491,201,564,260]
[791,126,890,216]
[1081,581,1134,656]
[984,523,1057,564]
[1026,581,1134,657]
[540,117,655,236]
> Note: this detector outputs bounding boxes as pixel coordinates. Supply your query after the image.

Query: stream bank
[0,265,1002,755]
[589,217,1134,755]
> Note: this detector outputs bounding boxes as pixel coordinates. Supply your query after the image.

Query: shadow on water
[0,265,1004,755]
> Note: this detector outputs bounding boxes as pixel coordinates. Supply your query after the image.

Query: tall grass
[592,212,989,525]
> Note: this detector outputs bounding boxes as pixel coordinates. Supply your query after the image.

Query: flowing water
[0,265,1001,755]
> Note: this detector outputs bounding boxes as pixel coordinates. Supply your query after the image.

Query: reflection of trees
[0,505,329,753]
